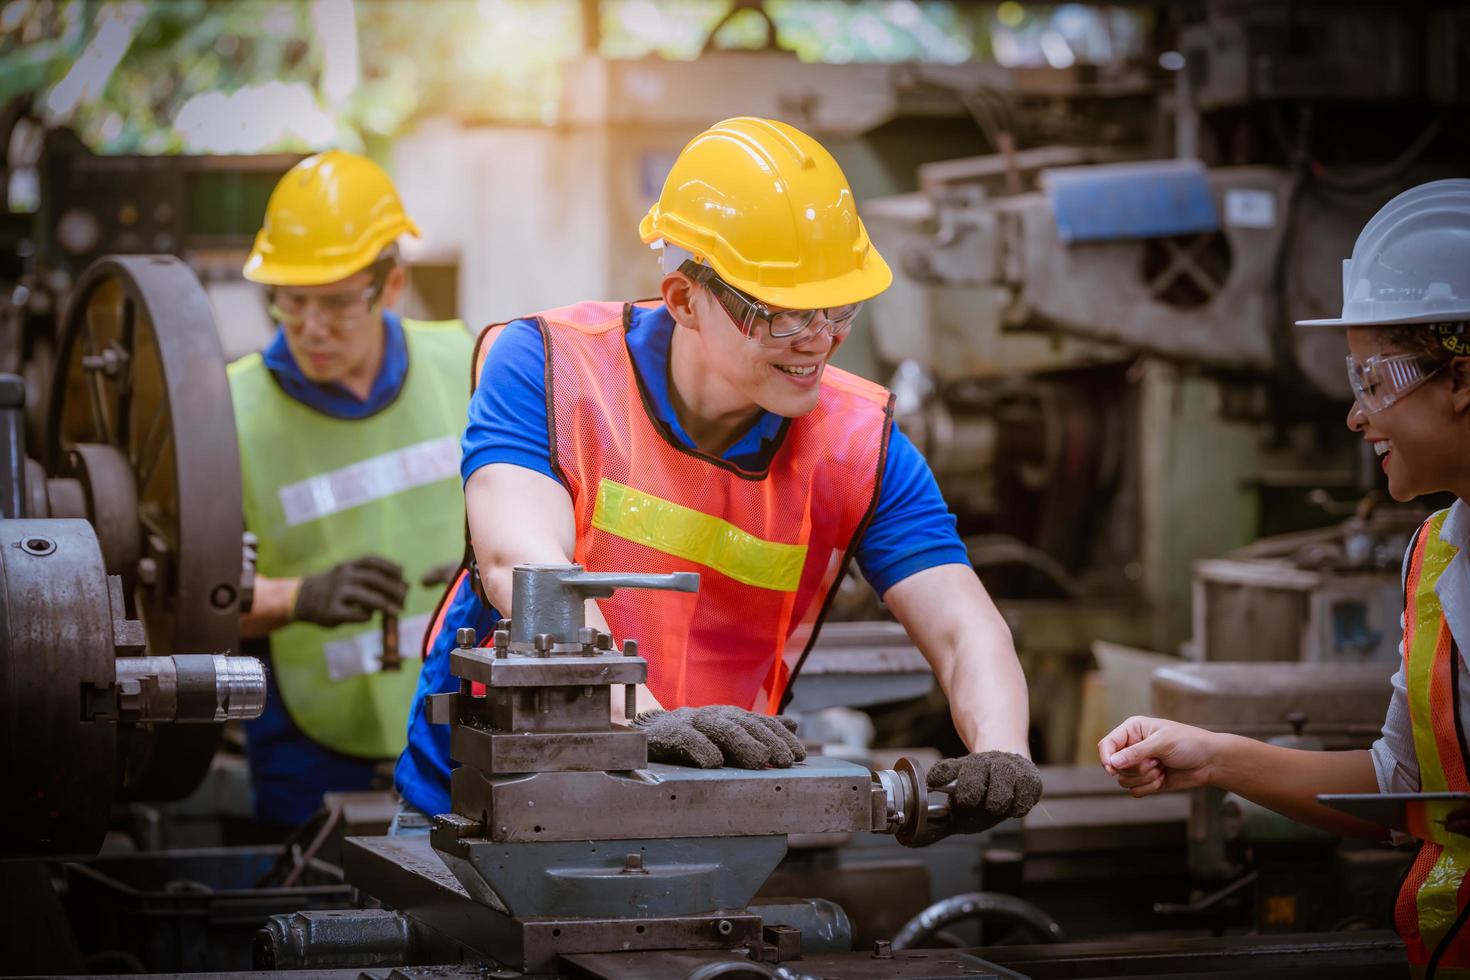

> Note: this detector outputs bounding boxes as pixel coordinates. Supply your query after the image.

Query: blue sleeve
[460,318,561,486]
[855,423,970,598]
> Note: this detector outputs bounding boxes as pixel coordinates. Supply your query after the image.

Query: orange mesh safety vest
[469,301,891,713]
[1394,508,1470,974]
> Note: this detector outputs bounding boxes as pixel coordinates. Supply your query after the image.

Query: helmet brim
[1296,310,1470,329]
[731,253,895,311]
[242,218,420,287]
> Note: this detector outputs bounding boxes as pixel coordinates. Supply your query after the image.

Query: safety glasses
[680,260,862,349]
[268,259,391,331]
[1345,353,1444,416]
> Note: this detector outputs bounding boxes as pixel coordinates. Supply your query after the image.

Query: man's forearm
[939,625,1030,755]
[241,573,299,637]
[884,563,1031,757]
[1208,735,1384,839]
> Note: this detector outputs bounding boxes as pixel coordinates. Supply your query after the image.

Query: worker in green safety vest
[229,150,472,830]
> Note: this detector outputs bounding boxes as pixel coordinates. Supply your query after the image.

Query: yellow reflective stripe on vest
[591,478,807,592]
[1405,510,1469,951]
[279,435,460,527]
[1421,845,1470,954]
[1408,512,1455,795]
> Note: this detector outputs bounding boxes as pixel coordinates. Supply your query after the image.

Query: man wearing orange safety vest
[1099,179,1470,975]
[394,117,1042,837]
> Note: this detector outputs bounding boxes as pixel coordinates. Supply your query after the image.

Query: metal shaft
[0,373,27,519]
[114,654,267,722]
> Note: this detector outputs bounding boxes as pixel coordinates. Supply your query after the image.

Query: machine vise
[318,563,991,977]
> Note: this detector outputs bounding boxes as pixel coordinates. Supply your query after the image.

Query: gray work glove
[928,751,1043,834]
[420,561,462,589]
[293,555,408,628]
[635,706,807,770]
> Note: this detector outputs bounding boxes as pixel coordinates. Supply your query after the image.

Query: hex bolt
[623,638,639,658]
[493,629,510,658]
[533,633,554,655]
[81,347,123,378]
[497,618,512,633]
[578,626,597,648]
[872,939,893,959]
[595,632,613,651]
[620,853,648,875]
[456,627,478,649]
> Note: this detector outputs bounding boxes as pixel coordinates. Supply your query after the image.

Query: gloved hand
[635,706,807,770]
[928,751,1043,834]
[420,561,463,589]
[1446,806,1470,839]
[293,555,408,628]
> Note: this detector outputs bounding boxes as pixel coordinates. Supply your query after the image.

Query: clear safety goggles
[680,260,862,349]
[268,259,391,331]
[1345,353,1444,416]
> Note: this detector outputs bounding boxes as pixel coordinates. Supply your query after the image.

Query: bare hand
[1097,716,1218,797]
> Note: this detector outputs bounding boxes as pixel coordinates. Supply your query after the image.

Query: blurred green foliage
[0,0,1138,155]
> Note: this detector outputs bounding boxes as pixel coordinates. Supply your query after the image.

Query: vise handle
[508,564,698,645]
[558,569,699,599]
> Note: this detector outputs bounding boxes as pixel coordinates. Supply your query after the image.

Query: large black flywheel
[45,254,244,800]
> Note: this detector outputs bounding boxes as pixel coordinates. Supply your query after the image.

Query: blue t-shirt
[395,304,968,818]
[243,312,409,826]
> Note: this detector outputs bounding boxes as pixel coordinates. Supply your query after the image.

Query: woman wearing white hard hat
[1098,179,1470,975]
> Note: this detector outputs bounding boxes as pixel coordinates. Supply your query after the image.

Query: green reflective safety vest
[228,318,473,758]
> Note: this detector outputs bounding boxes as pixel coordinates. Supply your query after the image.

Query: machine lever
[508,563,700,645]
[557,569,699,599]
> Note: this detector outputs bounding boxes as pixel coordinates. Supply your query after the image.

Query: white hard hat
[1297,178,1470,328]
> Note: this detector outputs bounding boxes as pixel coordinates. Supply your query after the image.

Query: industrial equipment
[253,561,1028,977]
[4,253,267,853]
[1,254,268,972]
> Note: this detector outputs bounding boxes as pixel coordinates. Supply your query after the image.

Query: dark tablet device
[1318,792,1470,837]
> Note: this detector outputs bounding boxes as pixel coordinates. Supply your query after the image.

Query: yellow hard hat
[639,117,891,310]
[243,150,420,287]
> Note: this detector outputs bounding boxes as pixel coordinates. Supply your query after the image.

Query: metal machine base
[344,836,769,973]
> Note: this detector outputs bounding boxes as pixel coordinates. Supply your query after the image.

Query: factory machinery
[5,2,1467,975]
[0,253,1417,980]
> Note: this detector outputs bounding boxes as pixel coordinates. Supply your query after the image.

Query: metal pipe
[254,909,412,969]
[891,892,1066,950]
[114,655,266,722]
[0,373,27,519]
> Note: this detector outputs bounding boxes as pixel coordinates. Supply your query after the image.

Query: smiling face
[687,283,843,419]
[1345,327,1470,502]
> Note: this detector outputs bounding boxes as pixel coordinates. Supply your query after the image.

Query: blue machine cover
[1043,159,1220,243]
